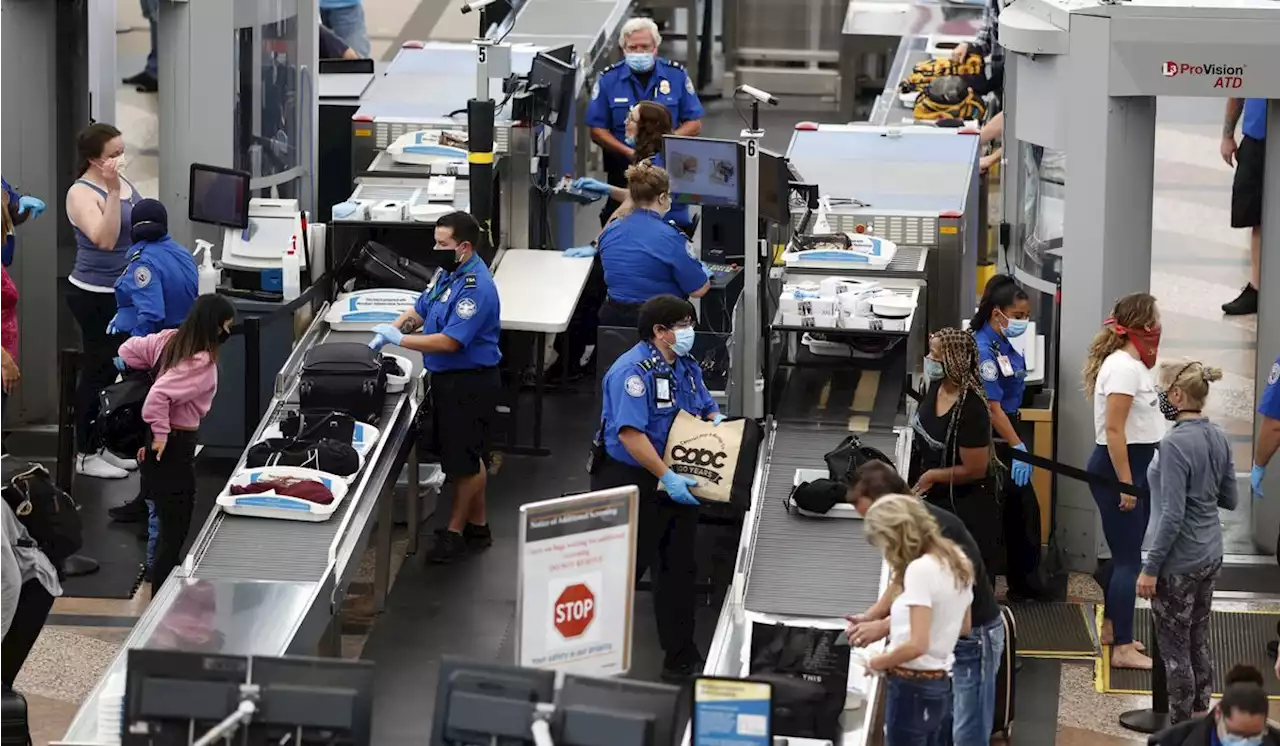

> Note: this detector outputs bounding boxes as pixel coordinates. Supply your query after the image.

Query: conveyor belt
[743,423,898,619]
[189,328,421,583]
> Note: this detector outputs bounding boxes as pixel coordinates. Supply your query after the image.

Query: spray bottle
[281,237,301,302]
[193,240,221,296]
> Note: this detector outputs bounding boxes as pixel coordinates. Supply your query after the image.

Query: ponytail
[971,274,1027,330]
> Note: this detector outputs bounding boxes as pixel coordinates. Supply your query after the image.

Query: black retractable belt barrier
[56,348,81,493]
[1122,619,1170,735]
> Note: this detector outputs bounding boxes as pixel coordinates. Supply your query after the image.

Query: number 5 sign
[517,487,639,677]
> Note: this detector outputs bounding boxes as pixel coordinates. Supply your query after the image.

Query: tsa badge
[659,79,671,95]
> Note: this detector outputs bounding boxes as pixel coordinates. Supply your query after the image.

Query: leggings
[143,430,199,589]
[64,283,128,455]
[1152,560,1220,724]
[1087,442,1157,646]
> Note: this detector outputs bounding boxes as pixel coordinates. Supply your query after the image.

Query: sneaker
[100,450,139,472]
[122,71,158,93]
[108,496,148,523]
[425,531,469,564]
[1223,284,1258,316]
[76,453,129,480]
[463,523,493,551]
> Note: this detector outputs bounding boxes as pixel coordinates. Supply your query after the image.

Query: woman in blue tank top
[64,123,145,480]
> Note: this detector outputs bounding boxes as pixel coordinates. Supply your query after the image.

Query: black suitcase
[298,343,388,425]
[992,604,1017,738]
[2,688,30,746]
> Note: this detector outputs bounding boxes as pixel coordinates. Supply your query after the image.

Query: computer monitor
[757,148,792,225]
[189,163,251,230]
[429,657,557,746]
[556,675,684,746]
[529,50,577,131]
[542,43,574,65]
[123,649,249,746]
[664,136,743,208]
[250,655,376,746]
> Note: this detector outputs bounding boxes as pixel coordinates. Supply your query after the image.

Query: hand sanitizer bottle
[194,239,221,296]
[281,237,301,301]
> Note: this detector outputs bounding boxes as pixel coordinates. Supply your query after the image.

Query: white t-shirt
[1093,350,1166,445]
[887,553,974,672]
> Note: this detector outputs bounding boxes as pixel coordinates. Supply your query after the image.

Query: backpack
[96,367,159,454]
[346,240,437,291]
[913,75,986,122]
[246,437,360,476]
[298,343,389,425]
[2,464,83,566]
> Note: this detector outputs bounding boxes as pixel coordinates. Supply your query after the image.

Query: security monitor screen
[189,164,251,230]
[664,136,742,208]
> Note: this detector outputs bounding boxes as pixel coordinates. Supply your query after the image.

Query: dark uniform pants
[995,416,1049,598]
[590,455,699,668]
[423,368,500,478]
[1151,559,1220,724]
[143,429,199,588]
[597,297,642,329]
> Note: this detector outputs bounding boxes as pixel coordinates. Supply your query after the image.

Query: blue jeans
[951,616,1006,745]
[141,0,159,76]
[145,499,158,570]
[885,676,953,746]
[1088,442,1156,645]
[321,5,371,59]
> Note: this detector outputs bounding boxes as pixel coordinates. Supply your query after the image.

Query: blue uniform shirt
[601,340,718,467]
[975,322,1026,414]
[1243,98,1268,141]
[113,238,199,337]
[586,58,705,143]
[600,209,706,304]
[1260,355,1280,421]
[414,254,502,373]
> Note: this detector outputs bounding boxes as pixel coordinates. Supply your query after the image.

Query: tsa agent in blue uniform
[585,17,704,227]
[372,211,501,564]
[592,294,722,681]
[1254,355,1280,500]
[2,177,46,266]
[105,200,200,557]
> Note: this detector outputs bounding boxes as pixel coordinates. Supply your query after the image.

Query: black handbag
[2,463,83,566]
[823,434,893,485]
[348,240,437,291]
[95,365,159,454]
[298,343,388,425]
[748,623,849,741]
[279,411,356,445]
[246,437,360,476]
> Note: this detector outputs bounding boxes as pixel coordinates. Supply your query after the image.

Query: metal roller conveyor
[58,309,427,746]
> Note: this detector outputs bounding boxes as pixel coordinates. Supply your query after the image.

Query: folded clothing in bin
[230,478,335,505]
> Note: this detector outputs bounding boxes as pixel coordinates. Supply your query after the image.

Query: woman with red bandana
[1082,292,1164,670]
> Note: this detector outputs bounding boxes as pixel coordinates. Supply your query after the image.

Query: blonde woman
[1137,361,1235,724]
[864,495,974,746]
[1082,292,1163,670]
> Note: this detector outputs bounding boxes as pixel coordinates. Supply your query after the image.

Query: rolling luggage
[297,343,388,425]
[2,687,30,746]
[992,604,1017,738]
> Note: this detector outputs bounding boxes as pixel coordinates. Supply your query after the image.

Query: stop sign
[553,583,596,639]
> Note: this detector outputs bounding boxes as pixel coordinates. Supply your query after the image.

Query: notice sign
[693,678,773,746]
[517,487,638,677]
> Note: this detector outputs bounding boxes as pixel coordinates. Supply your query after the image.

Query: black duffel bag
[823,434,894,485]
[298,343,388,425]
[2,463,83,568]
[246,437,360,476]
[279,410,357,445]
[347,240,437,291]
[95,365,159,455]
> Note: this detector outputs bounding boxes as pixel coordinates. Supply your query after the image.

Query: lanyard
[425,254,481,305]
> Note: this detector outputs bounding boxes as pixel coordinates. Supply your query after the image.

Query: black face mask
[217,328,231,345]
[435,248,462,273]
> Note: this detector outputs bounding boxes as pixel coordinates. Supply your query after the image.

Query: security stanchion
[1119,616,1169,734]
[56,348,99,579]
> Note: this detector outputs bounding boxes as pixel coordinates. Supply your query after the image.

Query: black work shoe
[1223,284,1258,316]
[426,531,469,564]
[463,523,493,550]
[660,656,703,683]
[109,497,148,523]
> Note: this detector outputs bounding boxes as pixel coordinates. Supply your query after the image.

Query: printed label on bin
[233,496,310,511]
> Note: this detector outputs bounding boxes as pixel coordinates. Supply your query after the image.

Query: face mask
[1156,390,1180,421]
[625,52,656,73]
[435,246,463,273]
[624,134,637,148]
[217,328,231,345]
[1003,317,1029,339]
[1107,318,1162,369]
[1219,721,1264,746]
[923,357,946,382]
[671,327,696,357]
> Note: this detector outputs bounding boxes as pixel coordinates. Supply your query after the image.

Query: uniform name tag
[655,376,673,408]
[997,355,1014,377]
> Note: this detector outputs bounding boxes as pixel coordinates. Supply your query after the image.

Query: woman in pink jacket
[118,294,235,589]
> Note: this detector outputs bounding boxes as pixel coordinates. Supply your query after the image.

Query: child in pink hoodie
[118,294,235,590]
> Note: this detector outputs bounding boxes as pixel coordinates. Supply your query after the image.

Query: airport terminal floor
[7,0,1280,745]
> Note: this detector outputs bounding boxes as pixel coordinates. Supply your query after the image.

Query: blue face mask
[1004,318,1029,338]
[672,327,696,357]
[624,134,636,147]
[923,357,945,382]
[625,52,656,73]
[1221,734,1263,746]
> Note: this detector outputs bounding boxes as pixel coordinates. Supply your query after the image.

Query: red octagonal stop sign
[553,583,596,639]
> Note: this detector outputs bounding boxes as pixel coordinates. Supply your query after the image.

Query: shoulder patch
[685,76,696,95]
[455,298,477,320]
[685,242,697,260]
[133,265,152,288]
[464,274,478,289]
[1269,361,1280,386]
[624,374,646,398]
[979,359,999,383]
[591,79,600,100]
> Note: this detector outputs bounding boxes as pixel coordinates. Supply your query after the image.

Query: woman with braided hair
[909,327,1003,576]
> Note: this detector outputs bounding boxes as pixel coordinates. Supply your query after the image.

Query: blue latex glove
[701,261,714,279]
[368,334,386,350]
[371,324,403,347]
[660,470,700,506]
[17,196,44,219]
[563,245,597,259]
[1253,464,1266,498]
[572,177,611,195]
[106,314,123,335]
[331,201,359,220]
[1011,443,1032,487]
[711,412,727,425]
[113,356,126,372]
